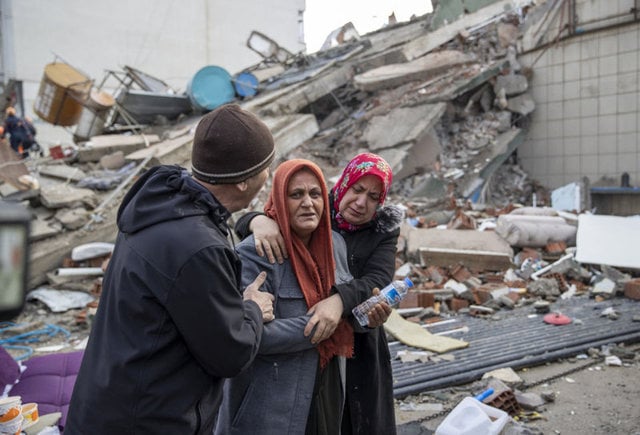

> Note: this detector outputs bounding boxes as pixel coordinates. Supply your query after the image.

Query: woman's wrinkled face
[338,175,382,226]
[287,169,324,243]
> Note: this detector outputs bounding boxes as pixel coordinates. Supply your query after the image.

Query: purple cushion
[7,350,83,431]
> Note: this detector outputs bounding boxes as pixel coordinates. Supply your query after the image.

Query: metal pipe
[390,321,640,381]
[54,267,103,277]
[393,330,640,397]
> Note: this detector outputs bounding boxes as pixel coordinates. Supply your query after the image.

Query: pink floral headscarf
[331,153,393,232]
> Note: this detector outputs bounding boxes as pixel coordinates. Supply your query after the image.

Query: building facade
[519,0,640,189]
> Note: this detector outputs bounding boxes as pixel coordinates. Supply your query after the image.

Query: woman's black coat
[331,205,401,435]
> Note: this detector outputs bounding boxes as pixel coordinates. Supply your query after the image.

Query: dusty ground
[396,345,640,434]
[6,301,640,435]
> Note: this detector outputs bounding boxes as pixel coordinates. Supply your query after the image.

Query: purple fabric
[0,346,20,388]
[1,347,83,431]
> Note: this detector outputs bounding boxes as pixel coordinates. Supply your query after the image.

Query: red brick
[399,291,420,309]
[624,279,640,300]
[472,288,492,304]
[450,264,472,283]
[450,297,469,312]
[418,291,435,308]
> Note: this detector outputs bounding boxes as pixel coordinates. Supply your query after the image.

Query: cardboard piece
[384,310,468,353]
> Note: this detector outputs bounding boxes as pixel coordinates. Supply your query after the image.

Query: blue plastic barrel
[187,65,236,111]
[233,71,259,98]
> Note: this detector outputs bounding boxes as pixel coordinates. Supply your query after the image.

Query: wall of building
[518,0,640,189]
[1,0,305,123]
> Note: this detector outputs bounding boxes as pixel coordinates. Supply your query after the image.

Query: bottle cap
[403,277,414,287]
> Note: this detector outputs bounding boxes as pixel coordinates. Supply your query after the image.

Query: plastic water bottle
[352,277,414,327]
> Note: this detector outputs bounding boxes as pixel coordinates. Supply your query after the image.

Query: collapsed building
[1,0,639,432]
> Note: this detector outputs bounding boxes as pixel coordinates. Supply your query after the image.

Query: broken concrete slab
[29,201,119,288]
[0,181,22,197]
[404,226,514,269]
[575,214,640,270]
[402,0,532,61]
[262,114,320,159]
[420,59,509,103]
[255,64,353,116]
[363,103,446,150]
[495,73,528,97]
[354,25,426,74]
[379,128,442,181]
[54,207,90,230]
[420,247,514,271]
[99,151,126,170]
[39,184,98,209]
[507,93,535,115]
[126,135,192,166]
[457,127,525,198]
[77,133,160,162]
[353,50,475,92]
[29,218,61,242]
[38,164,87,182]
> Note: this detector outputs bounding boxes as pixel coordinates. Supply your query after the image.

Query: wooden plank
[419,247,513,271]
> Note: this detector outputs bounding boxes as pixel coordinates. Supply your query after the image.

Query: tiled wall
[518,14,640,189]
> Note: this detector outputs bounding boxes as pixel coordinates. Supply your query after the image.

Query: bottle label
[386,288,401,305]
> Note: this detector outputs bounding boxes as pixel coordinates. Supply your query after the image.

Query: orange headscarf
[264,159,353,368]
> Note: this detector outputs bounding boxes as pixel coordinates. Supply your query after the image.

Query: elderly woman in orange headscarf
[215,159,355,435]
[235,153,402,435]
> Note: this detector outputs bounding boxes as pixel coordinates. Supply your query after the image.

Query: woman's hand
[304,294,344,344]
[250,215,288,264]
[367,288,392,328]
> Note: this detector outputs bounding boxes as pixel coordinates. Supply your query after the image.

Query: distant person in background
[2,107,40,158]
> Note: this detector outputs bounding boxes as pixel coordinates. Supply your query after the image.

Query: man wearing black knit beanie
[67,104,276,434]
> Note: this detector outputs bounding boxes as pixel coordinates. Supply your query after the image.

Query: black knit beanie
[192,104,275,184]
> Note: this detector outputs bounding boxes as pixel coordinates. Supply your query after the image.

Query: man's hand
[304,294,343,344]
[367,288,392,328]
[243,271,275,322]
[251,215,288,264]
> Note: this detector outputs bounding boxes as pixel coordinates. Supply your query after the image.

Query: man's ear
[236,180,249,192]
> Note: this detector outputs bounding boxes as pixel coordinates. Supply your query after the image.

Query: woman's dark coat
[236,204,402,435]
[331,204,402,435]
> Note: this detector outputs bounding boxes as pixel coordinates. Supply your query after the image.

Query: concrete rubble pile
[1,1,639,432]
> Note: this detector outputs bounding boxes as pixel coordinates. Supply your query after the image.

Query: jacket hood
[117,165,230,234]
